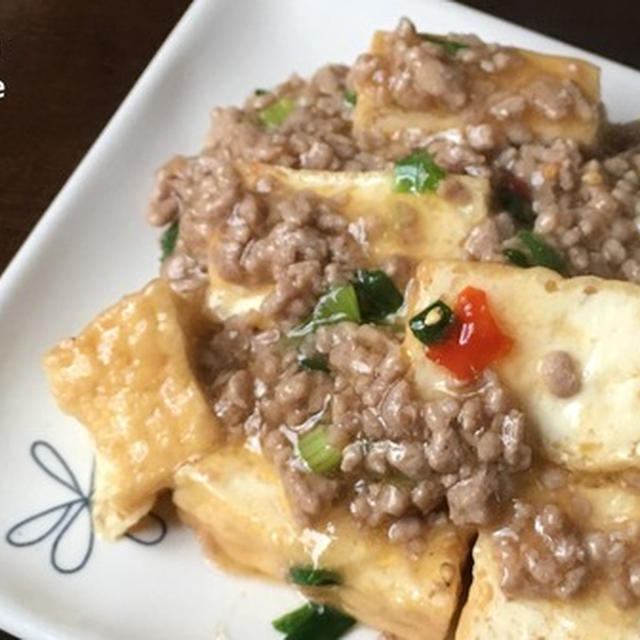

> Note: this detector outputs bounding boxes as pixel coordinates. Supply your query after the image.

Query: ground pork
[493,500,640,609]
[483,141,640,282]
[146,16,640,611]
[199,318,531,536]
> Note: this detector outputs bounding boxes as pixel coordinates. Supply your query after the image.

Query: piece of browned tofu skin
[174,446,472,640]
[353,30,601,149]
[44,279,220,539]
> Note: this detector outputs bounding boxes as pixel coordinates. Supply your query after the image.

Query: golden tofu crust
[43,279,220,539]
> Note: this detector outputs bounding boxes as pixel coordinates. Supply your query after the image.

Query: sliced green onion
[258,97,295,130]
[310,284,361,325]
[286,604,355,640]
[289,284,361,338]
[160,220,179,262]
[273,603,316,634]
[393,150,446,194]
[298,425,342,474]
[410,300,455,345]
[518,230,567,275]
[502,247,530,268]
[289,566,342,586]
[343,90,357,106]
[273,602,356,640]
[353,269,403,323]
[289,272,402,338]
[297,353,330,373]
[419,33,469,56]
[254,88,268,96]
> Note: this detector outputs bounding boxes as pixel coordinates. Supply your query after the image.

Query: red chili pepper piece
[426,286,513,381]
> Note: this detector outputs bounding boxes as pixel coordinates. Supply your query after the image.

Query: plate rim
[1,0,640,637]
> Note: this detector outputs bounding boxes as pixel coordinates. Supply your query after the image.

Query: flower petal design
[50,498,94,574]
[6,440,166,574]
[125,512,168,546]
[6,500,80,547]
[31,440,83,496]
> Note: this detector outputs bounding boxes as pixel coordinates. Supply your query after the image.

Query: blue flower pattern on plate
[5,440,167,573]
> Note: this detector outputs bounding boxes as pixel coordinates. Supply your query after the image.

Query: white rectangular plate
[1,1,639,638]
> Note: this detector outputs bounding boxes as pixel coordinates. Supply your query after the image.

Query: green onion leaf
[309,284,361,326]
[410,300,455,345]
[297,353,330,373]
[419,34,469,56]
[393,150,446,194]
[298,425,342,474]
[273,602,356,640]
[289,273,402,338]
[344,90,357,106]
[517,230,567,275]
[160,220,179,262]
[353,269,403,323]
[286,604,355,640]
[258,97,295,130]
[289,284,361,338]
[502,247,530,268]
[273,603,316,634]
[289,566,342,586]
[254,88,268,96]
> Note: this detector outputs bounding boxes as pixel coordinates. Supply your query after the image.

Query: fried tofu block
[44,279,220,539]
[456,483,640,639]
[243,163,489,263]
[174,446,471,640]
[353,31,601,148]
[207,162,489,317]
[405,260,640,472]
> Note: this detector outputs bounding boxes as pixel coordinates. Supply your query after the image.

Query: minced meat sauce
[147,18,640,609]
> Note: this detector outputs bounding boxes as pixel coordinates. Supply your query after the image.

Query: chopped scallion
[258,97,295,130]
[312,284,361,325]
[410,300,455,345]
[160,220,179,262]
[353,269,403,323]
[502,247,530,268]
[393,150,446,194]
[297,353,330,373]
[419,33,469,56]
[518,230,567,275]
[272,602,356,640]
[289,272,402,338]
[289,566,342,586]
[254,88,268,96]
[289,284,361,338]
[273,603,315,634]
[344,90,357,106]
[298,425,342,474]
